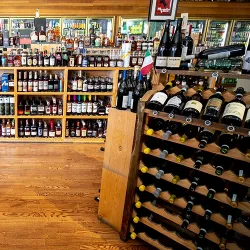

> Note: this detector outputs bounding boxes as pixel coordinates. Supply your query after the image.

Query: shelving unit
[120,70,250,250]
[0,66,127,143]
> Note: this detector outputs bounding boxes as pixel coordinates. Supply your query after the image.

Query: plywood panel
[103,108,136,178]
[98,169,127,232]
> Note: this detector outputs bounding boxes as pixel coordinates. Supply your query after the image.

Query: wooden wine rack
[0,66,132,143]
[120,72,250,250]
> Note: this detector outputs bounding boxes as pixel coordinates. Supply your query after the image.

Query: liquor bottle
[221,87,246,126]
[143,136,159,154]
[39,26,46,42]
[66,96,72,115]
[43,71,48,91]
[71,95,77,115]
[227,182,249,208]
[30,119,37,137]
[27,49,33,66]
[24,119,30,137]
[18,120,24,138]
[18,71,23,92]
[65,120,69,137]
[182,86,204,118]
[163,86,188,114]
[48,74,54,91]
[87,95,93,115]
[116,70,129,110]
[5,119,11,137]
[163,121,182,140]
[115,27,122,47]
[217,132,238,154]
[90,26,96,47]
[24,100,30,115]
[94,77,100,92]
[22,71,28,92]
[54,75,59,92]
[77,71,83,91]
[49,120,55,138]
[37,120,43,137]
[146,118,166,136]
[168,18,182,69]
[182,24,194,58]
[197,127,218,149]
[55,121,62,137]
[38,70,44,92]
[155,20,170,70]
[33,71,38,92]
[202,86,225,122]
[43,50,50,66]
[30,99,38,115]
[81,120,87,138]
[81,95,87,115]
[159,141,175,158]
[212,155,233,176]
[52,97,57,115]
[49,48,56,67]
[179,124,199,143]
[4,97,10,115]
[43,121,48,138]
[10,119,15,137]
[32,49,38,66]
[146,81,174,111]
[55,47,62,66]
[87,121,93,137]
[192,150,212,169]
[242,42,250,74]
[131,72,144,113]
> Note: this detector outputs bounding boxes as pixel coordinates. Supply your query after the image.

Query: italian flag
[141,49,154,76]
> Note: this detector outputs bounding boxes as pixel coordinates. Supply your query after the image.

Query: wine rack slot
[140,145,250,213]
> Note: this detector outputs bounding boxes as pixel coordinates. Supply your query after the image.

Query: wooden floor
[0,143,153,250]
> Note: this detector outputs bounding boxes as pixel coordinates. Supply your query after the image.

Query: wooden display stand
[98,108,136,231]
[118,70,250,249]
[0,67,133,143]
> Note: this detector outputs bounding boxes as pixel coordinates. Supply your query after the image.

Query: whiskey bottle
[27,49,33,66]
[48,74,54,91]
[72,95,77,115]
[24,100,30,115]
[19,120,24,138]
[55,121,62,137]
[10,119,15,137]
[49,48,56,67]
[81,95,87,115]
[39,26,46,42]
[81,120,87,138]
[38,99,45,115]
[70,121,76,137]
[75,121,81,137]
[65,120,69,137]
[30,99,38,115]
[87,95,93,115]
[43,50,50,66]
[37,120,43,137]
[38,70,44,91]
[77,95,82,115]
[22,71,28,92]
[66,95,72,115]
[6,119,11,137]
[33,71,38,92]
[45,98,51,115]
[43,71,48,91]
[28,72,33,92]
[32,48,38,66]
[52,97,58,115]
[77,71,83,91]
[49,120,55,138]
[54,74,59,92]
[30,119,37,137]
[58,99,63,116]
[92,96,98,115]
[24,119,30,137]
[18,71,23,92]
[43,121,48,137]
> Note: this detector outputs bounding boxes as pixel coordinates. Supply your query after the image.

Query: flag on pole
[141,49,154,76]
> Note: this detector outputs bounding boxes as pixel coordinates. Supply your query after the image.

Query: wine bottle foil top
[164,131,172,139]
[155,170,164,179]
[154,187,162,198]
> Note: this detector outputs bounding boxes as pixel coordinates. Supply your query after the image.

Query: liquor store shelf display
[120,77,250,250]
[0,67,122,142]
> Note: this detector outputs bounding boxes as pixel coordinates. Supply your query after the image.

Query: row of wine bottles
[147,85,250,128]
[145,120,250,156]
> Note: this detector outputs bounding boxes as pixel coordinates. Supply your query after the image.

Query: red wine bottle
[178,124,199,143]
[192,150,212,169]
[205,177,227,199]
[197,127,218,149]
[212,154,234,176]
[231,160,249,183]
[159,140,175,158]
[217,132,239,154]
[162,121,182,139]
[143,136,159,154]
[146,118,166,135]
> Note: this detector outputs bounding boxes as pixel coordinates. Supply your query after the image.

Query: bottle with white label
[242,43,250,74]
[116,70,129,110]
[221,87,246,127]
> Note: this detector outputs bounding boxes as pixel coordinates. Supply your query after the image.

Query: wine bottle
[205,177,227,199]
[212,155,234,176]
[178,124,199,143]
[182,24,194,58]
[143,136,159,154]
[130,222,157,240]
[182,86,204,118]
[159,140,175,158]
[146,118,166,136]
[116,70,129,110]
[168,18,182,69]
[137,173,156,192]
[171,167,190,185]
[188,170,204,193]
[221,87,246,127]
[231,160,249,183]
[238,136,250,159]
[217,132,239,154]
[197,127,218,148]
[192,150,212,169]
[146,82,173,111]
[242,42,250,74]
[132,206,151,224]
[175,145,194,163]
[162,121,182,139]
[163,86,188,115]
[155,20,170,70]
[140,154,161,174]
[134,191,156,208]
[227,182,249,208]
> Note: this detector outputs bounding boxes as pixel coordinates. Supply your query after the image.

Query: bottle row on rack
[68,73,113,92]
[18,119,62,138]
[18,71,63,92]
[146,118,250,156]
[0,119,15,137]
[18,97,63,116]
[65,119,107,138]
[147,84,250,129]
[0,95,15,115]
[66,95,110,116]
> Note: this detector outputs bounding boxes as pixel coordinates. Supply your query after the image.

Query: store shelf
[0,115,15,118]
[16,67,66,70]
[16,137,64,142]
[67,92,113,96]
[17,115,63,119]
[0,92,14,95]
[17,92,64,95]
[64,137,105,143]
[66,115,108,119]
[67,67,134,71]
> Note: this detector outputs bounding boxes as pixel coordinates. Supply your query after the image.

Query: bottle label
[82,103,87,113]
[82,81,88,92]
[81,129,87,137]
[222,102,245,120]
[117,61,124,67]
[184,100,203,113]
[56,130,61,136]
[72,103,77,113]
[33,58,37,66]
[43,80,48,90]
[76,129,81,137]
[150,92,168,105]
[167,57,181,68]
[72,80,77,91]
[39,81,44,90]
[122,96,128,109]
[39,35,46,41]
[87,104,93,113]
[69,58,75,67]
[49,131,55,137]
[166,96,182,108]
[50,58,55,66]
[67,103,72,113]
[77,104,81,114]
[93,104,98,114]
[243,51,250,71]
[181,46,188,58]
[110,60,116,67]
[204,98,222,112]
[11,128,15,136]
[208,51,230,60]
[155,56,168,67]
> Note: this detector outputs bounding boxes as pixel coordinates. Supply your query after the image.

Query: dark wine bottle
[116,70,129,110]
[227,182,249,208]
[163,86,188,114]
[217,132,239,154]
[221,87,246,127]
[159,140,175,158]
[140,154,161,174]
[182,86,204,118]
[155,20,170,70]
[174,145,194,163]
[146,118,166,135]
[188,170,204,193]
[162,121,182,139]
[238,136,250,159]
[130,222,158,240]
[197,127,218,149]
[212,154,234,176]
[192,150,212,169]
[178,124,199,143]
[132,206,151,224]
[137,173,156,192]
[171,167,190,185]
[202,86,225,122]
[134,191,156,208]
[154,161,175,180]
[182,24,194,58]
[242,42,250,74]
[231,160,249,183]
[143,136,159,154]
[205,177,227,199]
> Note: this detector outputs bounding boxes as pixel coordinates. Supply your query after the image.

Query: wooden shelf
[17,115,63,119]
[16,137,63,142]
[67,67,134,71]
[64,138,105,143]
[140,145,250,213]
[67,92,113,96]
[144,109,250,138]
[17,92,64,95]
[66,115,108,119]
[0,92,14,95]
[16,67,66,70]
[0,115,15,119]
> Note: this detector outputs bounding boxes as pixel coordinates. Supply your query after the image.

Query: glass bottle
[19,120,24,138]
[49,120,55,138]
[30,119,37,137]
[24,119,30,137]
[55,121,62,137]
[116,70,129,110]
[43,50,50,66]
[38,98,45,115]
[58,99,63,116]
[28,71,33,92]
[48,74,54,91]
[65,120,69,138]
[81,120,87,138]
[43,121,48,137]
[27,48,33,66]
[24,100,30,115]
[66,95,72,115]
[90,26,96,47]
[49,48,56,67]
[10,119,15,137]
[45,98,51,115]
[43,70,48,91]
[33,71,38,92]
[30,99,38,115]
[37,120,43,137]
[39,26,46,42]
[33,48,38,66]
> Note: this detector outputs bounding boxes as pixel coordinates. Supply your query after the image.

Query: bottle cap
[139,185,146,192]
[176,154,184,163]
[238,176,245,182]
[169,194,176,204]
[180,134,188,143]
[230,201,238,208]
[198,139,207,149]
[219,238,227,250]
[133,216,140,224]
[155,170,164,179]
[130,232,137,240]
[135,201,142,208]
[172,175,180,184]
[164,131,172,139]
[226,223,233,230]
[246,153,250,159]
[143,147,151,154]
[215,166,224,176]
[220,145,229,154]
[166,81,172,88]
[153,188,162,198]
[146,129,154,136]
[140,166,148,173]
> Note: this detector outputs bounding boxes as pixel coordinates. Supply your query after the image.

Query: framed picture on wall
[148,0,178,21]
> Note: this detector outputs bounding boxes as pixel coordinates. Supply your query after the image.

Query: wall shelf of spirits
[17,92,64,95]
[66,116,108,119]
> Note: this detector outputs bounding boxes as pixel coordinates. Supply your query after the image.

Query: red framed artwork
[148,0,178,21]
